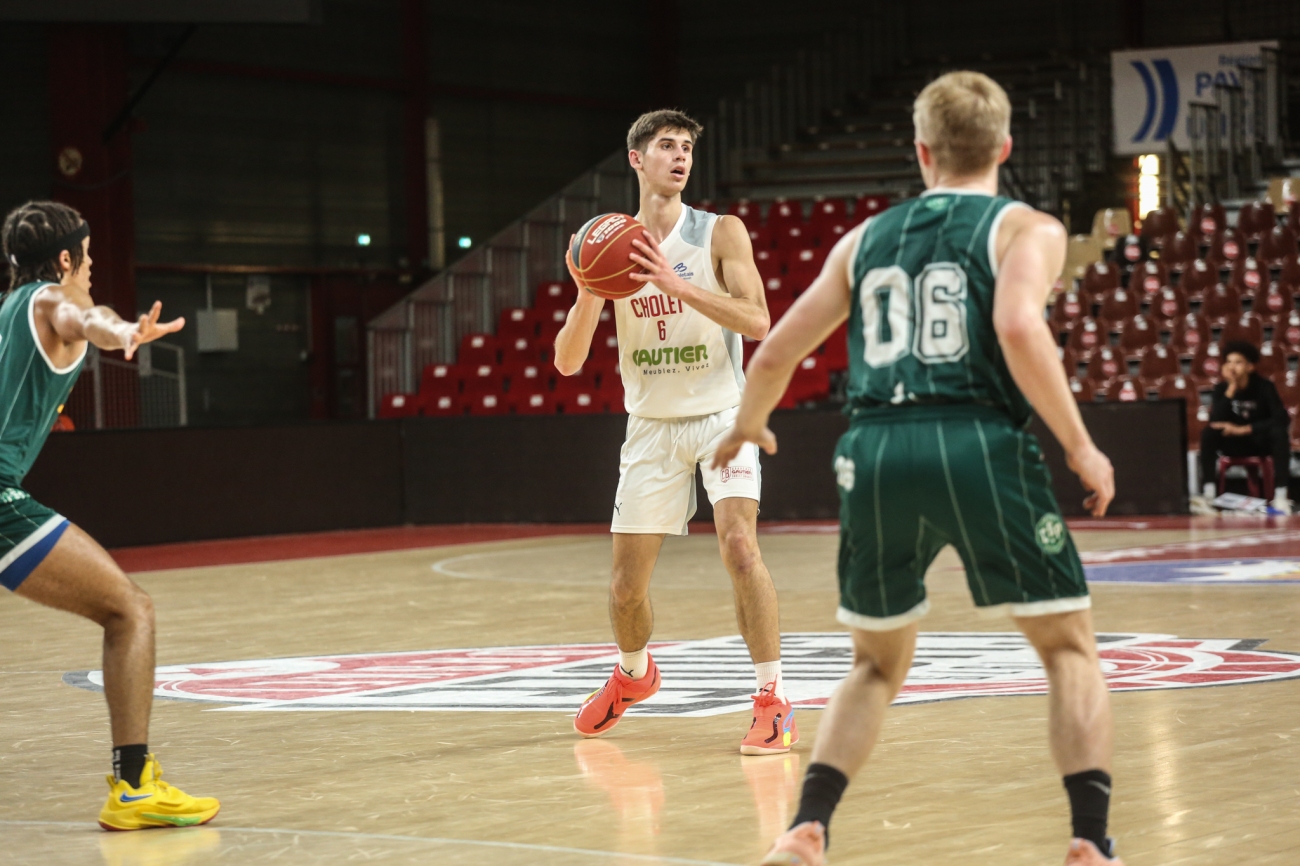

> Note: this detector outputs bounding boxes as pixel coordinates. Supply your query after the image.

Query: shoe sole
[741,742,795,756]
[573,670,661,738]
[98,805,220,832]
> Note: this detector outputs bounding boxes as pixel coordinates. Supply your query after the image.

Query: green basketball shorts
[0,488,68,591]
[833,404,1089,631]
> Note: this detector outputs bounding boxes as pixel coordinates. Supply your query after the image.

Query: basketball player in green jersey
[714,73,1121,865]
[0,201,219,830]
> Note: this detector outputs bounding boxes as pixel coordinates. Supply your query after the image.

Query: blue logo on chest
[673,262,694,280]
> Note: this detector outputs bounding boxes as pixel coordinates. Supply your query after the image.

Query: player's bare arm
[40,290,183,363]
[628,215,769,340]
[711,225,862,470]
[553,242,606,376]
[992,207,1114,516]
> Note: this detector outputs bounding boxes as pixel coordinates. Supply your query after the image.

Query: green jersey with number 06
[846,190,1032,426]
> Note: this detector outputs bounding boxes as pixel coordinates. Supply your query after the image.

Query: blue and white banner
[1112,41,1278,156]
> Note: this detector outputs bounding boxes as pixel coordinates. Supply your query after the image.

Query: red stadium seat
[554,383,605,414]
[1221,312,1264,347]
[1280,256,1300,286]
[748,224,774,251]
[1119,234,1144,267]
[1103,376,1148,402]
[378,392,421,418]
[1080,261,1121,299]
[809,197,848,233]
[766,199,804,233]
[1258,226,1297,265]
[784,354,831,405]
[1085,346,1123,384]
[503,361,551,391]
[1277,369,1300,408]
[854,194,890,222]
[1256,341,1284,378]
[1208,228,1244,265]
[1066,317,1105,356]
[1162,231,1198,275]
[499,307,541,341]
[1192,202,1227,240]
[459,333,499,367]
[1098,288,1140,323]
[816,219,853,247]
[1150,285,1189,322]
[774,223,812,251]
[1059,346,1080,379]
[423,393,465,417]
[500,336,544,365]
[535,280,577,314]
[1117,315,1158,355]
[421,363,460,397]
[787,248,827,288]
[1156,374,1197,408]
[1200,283,1241,320]
[821,322,850,371]
[1254,280,1294,321]
[466,392,509,416]
[1237,200,1277,241]
[729,200,761,230]
[753,247,787,281]
[1140,205,1180,246]
[589,331,619,364]
[1069,376,1096,403]
[511,390,557,415]
[695,199,719,213]
[1180,258,1217,298]
[1049,291,1086,334]
[460,364,506,397]
[538,306,573,343]
[1277,311,1300,352]
[1188,342,1224,380]
[1138,343,1179,380]
[1230,256,1267,295]
[1128,260,1168,296]
[1167,312,1210,354]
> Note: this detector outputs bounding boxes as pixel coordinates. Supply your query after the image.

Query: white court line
[431,539,607,580]
[0,819,743,865]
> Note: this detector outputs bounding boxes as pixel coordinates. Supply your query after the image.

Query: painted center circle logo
[1035,514,1066,553]
[65,632,1300,716]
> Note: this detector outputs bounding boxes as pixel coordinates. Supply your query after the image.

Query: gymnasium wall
[23,402,1187,549]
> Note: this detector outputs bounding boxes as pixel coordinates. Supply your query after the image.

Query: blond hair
[626,109,702,153]
[912,71,1011,177]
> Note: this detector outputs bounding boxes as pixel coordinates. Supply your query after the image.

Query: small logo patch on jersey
[1035,514,1067,554]
[925,196,949,211]
[672,262,694,280]
[720,465,753,483]
[834,456,856,491]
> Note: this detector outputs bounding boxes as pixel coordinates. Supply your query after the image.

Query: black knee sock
[1063,769,1111,856]
[112,744,149,788]
[791,762,849,847]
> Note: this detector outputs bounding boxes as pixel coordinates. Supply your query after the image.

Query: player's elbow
[748,312,771,341]
[553,354,581,377]
[993,309,1045,347]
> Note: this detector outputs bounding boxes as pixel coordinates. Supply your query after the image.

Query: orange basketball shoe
[574,656,661,738]
[741,684,799,755]
[759,821,824,866]
[1065,838,1124,865]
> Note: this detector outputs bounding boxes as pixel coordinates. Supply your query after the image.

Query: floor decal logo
[65,632,1300,717]
[1086,558,1300,584]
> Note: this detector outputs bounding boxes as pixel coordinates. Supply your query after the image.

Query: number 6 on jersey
[859,263,970,367]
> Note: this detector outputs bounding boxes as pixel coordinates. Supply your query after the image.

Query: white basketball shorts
[611,405,761,536]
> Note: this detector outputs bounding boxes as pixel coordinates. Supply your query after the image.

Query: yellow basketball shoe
[98,756,220,831]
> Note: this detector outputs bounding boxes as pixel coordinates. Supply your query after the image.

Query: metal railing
[65,342,187,430]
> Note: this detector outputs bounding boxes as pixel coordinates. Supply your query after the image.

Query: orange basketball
[570,213,648,300]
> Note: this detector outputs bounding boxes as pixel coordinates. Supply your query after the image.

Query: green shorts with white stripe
[832,403,1089,631]
[0,488,68,592]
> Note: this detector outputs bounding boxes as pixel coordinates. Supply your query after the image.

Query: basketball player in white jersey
[554,109,797,755]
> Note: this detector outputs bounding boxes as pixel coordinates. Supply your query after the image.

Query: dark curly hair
[1222,340,1260,365]
[2,200,86,290]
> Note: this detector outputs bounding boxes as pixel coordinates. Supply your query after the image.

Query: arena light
[356,233,371,247]
[458,236,472,249]
[1137,154,1160,219]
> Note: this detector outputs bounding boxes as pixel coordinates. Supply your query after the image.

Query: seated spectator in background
[1199,340,1291,511]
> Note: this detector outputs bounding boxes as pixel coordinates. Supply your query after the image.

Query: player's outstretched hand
[628,234,689,297]
[1066,442,1114,517]
[124,301,184,361]
[711,425,777,471]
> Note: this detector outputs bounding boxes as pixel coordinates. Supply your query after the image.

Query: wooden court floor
[1,518,1298,865]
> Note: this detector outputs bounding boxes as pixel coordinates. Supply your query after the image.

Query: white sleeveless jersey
[614,206,745,418]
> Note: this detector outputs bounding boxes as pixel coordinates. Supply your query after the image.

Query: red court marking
[110,524,609,573]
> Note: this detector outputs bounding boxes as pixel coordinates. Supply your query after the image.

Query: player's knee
[608,571,648,609]
[851,647,908,691]
[719,526,761,575]
[102,583,154,630]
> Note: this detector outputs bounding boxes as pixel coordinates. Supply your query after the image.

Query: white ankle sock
[618,647,649,680]
[755,660,784,699]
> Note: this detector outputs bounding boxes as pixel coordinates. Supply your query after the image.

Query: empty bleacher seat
[423,393,464,417]
[421,363,459,396]
[809,197,848,233]
[1200,283,1241,320]
[378,392,422,418]
[854,194,890,222]
[499,308,541,341]
[1049,291,1085,334]
[1085,346,1123,384]
[1069,376,1095,403]
[1150,285,1188,322]
[1117,315,1158,355]
[1188,342,1223,380]
[1167,312,1210,354]
[502,361,551,392]
[1103,376,1147,402]
[1221,312,1264,347]
[1180,258,1217,298]
[1258,226,1297,265]
[1080,261,1121,299]
[1253,280,1294,321]
[501,336,543,365]
[459,334,499,367]
[1162,231,1198,276]
[1192,202,1227,239]
[766,199,804,234]
[729,200,761,229]
[1237,200,1276,241]
[1138,343,1179,380]
[467,393,508,416]
[1127,260,1167,296]
[535,281,577,314]
[1230,256,1267,295]
[1066,317,1105,355]
[782,354,830,406]
[1099,288,1140,323]
[511,391,556,415]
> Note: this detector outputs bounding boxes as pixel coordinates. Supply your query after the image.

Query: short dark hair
[626,109,702,153]
[1222,340,1260,365]
[2,201,86,290]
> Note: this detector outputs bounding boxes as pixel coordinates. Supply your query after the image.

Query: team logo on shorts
[1035,513,1066,554]
[720,465,753,483]
[65,632,1300,717]
[834,456,855,491]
